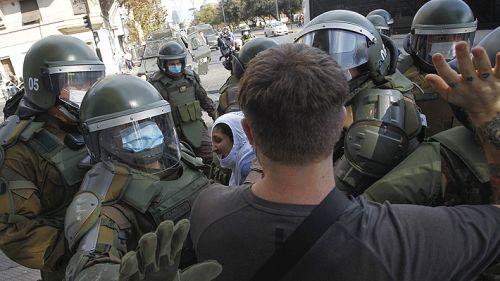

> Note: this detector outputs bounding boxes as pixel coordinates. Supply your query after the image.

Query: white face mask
[218,145,238,169]
[343,69,352,81]
[67,89,87,107]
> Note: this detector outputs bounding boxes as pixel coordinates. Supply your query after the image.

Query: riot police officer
[365,26,500,207]
[0,35,105,280]
[241,28,255,45]
[148,41,216,164]
[365,28,500,281]
[398,0,477,135]
[64,75,218,281]
[367,14,391,37]
[366,8,394,36]
[295,10,424,195]
[217,38,278,115]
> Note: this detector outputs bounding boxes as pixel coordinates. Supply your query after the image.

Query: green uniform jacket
[148,70,216,149]
[217,74,240,116]
[65,148,210,281]
[0,114,88,277]
[364,126,492,206]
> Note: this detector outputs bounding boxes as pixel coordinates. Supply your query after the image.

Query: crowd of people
[0,0,499,280]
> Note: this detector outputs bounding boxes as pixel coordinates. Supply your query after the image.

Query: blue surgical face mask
[168,64,182,74]
[121,121,164,153]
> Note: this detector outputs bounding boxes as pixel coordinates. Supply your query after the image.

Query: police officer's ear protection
[232,54,245,79]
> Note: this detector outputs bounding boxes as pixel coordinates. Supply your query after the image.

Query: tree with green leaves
[278,0,302,21]
[221,0,244,25]
[242,0,277,21]
[121,0,168,43]
[195,3,222,26]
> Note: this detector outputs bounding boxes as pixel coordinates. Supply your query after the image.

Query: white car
[264,22,289,37]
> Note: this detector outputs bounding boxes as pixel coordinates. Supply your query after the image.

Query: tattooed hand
[425,42,500,128]
[425,42,500,202]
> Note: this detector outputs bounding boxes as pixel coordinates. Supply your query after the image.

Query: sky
[161,0,220,23]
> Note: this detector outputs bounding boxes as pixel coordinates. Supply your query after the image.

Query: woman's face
[212,127,233,159]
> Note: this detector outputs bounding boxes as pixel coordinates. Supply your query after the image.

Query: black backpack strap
[251,188,353,281]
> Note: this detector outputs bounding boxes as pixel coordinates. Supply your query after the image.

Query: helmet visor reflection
[411,33,475,64]
[50,70,104,108]
[296,29,369,70]
[96,113,181,174]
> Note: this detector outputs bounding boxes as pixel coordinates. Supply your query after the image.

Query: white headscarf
[212,111,255,185]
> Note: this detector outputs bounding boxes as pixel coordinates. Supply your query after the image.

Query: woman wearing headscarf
[211,111,255,185]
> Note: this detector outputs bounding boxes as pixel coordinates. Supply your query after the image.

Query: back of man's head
[239,43,347,165]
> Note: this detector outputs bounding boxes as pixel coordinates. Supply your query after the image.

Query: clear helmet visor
[93,112,181,174]
[296,29,369,71]
[50,70,104,108]
[411,32,475,65]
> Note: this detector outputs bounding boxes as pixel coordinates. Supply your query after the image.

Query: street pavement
[0,27,491,280]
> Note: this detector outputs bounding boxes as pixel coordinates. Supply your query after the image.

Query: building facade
[0,0,128,82]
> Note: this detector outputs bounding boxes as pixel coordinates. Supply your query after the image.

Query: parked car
[134,30,211,78]
[264,22,289,37]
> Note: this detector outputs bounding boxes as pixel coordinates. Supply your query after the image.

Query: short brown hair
[239,43,347,165]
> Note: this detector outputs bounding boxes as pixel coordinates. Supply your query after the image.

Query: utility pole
[275,0,280,20]
[221,0,227,25]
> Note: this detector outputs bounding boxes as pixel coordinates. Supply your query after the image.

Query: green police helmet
[232,37,279,79]
[367,14,390,37]
[295,10,391,80]
[157,41,187,74]
[80,74,181,174]
[21,35,104,114]
[409,0,477,69]
[367,9,394,25]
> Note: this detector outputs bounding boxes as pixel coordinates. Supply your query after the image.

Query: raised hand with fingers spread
[425,42,500,126]
[425,41,500,201]
[118,220,222,281]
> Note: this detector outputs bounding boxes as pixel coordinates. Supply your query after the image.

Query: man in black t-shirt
[190,42,500,281]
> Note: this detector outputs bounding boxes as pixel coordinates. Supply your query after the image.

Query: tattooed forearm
[475,113,500,149]
[473,114,500,203]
